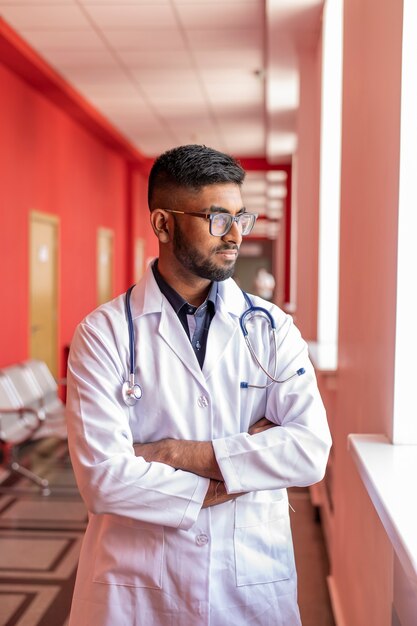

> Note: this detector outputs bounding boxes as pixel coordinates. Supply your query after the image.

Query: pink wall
[329,0,403,623]
[294,38,322,340]
[0,48,153,375]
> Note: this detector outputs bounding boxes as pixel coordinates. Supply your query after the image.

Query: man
[66,144,331,626]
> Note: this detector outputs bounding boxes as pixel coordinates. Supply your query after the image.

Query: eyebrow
[207,205,247,214]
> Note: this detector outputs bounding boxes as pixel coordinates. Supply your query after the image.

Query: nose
[222,218,242,246]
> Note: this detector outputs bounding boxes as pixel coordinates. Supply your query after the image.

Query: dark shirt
[152,260,217,368]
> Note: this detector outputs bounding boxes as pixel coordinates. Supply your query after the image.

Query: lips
[216,247,238,260]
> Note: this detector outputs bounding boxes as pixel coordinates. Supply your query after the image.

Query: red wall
[0,59,155,374]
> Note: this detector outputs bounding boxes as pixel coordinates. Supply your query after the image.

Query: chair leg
[9,460,51,495]
[0,442,51,495]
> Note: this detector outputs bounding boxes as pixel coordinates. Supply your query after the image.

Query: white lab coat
[66,264,331,626]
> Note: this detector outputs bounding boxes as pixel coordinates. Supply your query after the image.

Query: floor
[0,440,335,626]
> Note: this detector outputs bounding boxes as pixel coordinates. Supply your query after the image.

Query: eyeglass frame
[157,208,258,237]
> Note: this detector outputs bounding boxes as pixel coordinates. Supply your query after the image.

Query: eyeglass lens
[210,213,255,236]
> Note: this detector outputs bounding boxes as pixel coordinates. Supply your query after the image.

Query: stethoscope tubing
[123,285,142,405]
[239,294,305,388]
[122,286,305,404]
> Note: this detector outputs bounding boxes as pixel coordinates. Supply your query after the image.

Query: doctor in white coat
[66,144,331,626]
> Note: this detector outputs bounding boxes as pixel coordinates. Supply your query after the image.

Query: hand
[202,479,246,508]
[133,439,175,465]
[248,417,277,435]
[133,439,223,480]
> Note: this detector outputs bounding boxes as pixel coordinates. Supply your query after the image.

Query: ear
[150,209,171,243]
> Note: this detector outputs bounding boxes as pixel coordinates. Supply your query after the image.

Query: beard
[172,220,238,282]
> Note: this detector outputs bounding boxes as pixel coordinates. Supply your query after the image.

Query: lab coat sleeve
[66,319,209,529]
[212,314,332,494]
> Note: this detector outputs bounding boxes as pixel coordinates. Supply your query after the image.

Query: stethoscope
[122,286,305,406]
[122,285,143,406]
[239,291,305,389]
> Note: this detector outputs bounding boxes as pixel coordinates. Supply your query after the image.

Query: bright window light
[317,0,343,355]
[393,0,417,444]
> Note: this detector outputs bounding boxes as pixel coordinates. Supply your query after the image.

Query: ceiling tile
[131,134,176,157]
[89,95,151,118]
[40,49,120,70]
[130,69,203,99]
[173,0,255,3]
[200,68,261,86]
[170,128,223,148]
[0,0,320,159]
[186,28,262,51]
[193,48,263,72]
[207,87,263,107]
[83,3,177,29]
[0,5,90,29]
[18,27,107,51]
[148,95,209,115]
[100,28,186,51]
[62,67,141,97]
[175,0,262,30]
[82,0,169,4]
[117,49,193,71]
[0,0,73,4]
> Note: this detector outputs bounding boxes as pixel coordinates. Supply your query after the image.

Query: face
[170,183,244,282]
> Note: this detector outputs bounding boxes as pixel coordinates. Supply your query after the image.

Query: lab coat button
[195,533,209,546]
[197,395,209,408]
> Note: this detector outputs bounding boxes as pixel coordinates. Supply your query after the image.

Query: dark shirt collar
[152,259,217,314]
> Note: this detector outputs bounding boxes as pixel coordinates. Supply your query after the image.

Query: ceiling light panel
[223,128,264,155]
[266,170,288,182]
[242,179,267,194]
[245,171,267,182]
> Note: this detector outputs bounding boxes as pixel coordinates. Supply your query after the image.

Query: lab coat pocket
[234,498,292,586]
[92,516,164,589]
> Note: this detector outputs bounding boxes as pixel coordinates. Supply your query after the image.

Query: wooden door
[97,227,114,305]
[29,212,59,377]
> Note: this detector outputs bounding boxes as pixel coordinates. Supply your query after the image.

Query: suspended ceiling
[0,0,323,162]
[0,0,323,239]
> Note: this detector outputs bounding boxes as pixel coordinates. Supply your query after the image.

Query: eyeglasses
[161,209,258,237]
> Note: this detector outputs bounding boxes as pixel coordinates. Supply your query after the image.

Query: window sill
[308,341,338,374]
[348,434,417,585]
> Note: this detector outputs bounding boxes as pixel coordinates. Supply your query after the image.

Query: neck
[156,257,211,307]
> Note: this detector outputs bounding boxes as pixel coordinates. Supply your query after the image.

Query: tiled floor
[0,441,335,626]
[0,440,86,626]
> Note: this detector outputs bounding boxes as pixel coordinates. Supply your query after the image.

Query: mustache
[213,244,239,253]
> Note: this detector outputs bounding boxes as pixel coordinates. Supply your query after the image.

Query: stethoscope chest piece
[122,380,142,406]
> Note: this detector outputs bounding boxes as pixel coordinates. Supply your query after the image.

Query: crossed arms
[133,416,276,508]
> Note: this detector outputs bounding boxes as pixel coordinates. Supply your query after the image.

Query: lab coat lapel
[202,279,244,380]
[158,300,205,385]
[131,266,205,385]
[131,266,246,384]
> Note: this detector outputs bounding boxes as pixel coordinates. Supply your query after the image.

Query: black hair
[148,144,245,209]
